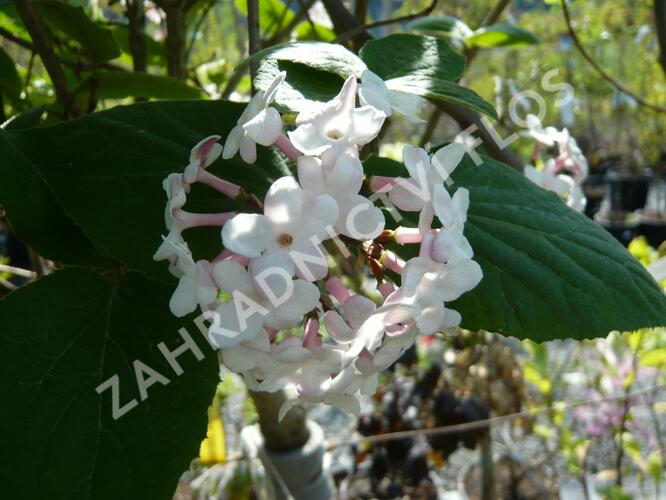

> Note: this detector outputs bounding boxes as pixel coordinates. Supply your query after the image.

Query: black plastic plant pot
[606,168,653,212]
[583,173,607,219]
[639,217,666,248]
[598,219,640,247]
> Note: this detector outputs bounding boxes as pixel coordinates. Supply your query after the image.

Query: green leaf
[360,34,465,82]
[408,15,473,40]
[255,59,344,113]
[0,127,115,267]
[293,21,336,42]
[0,44,22,103]
[1,104,47,130]
[8,100,290,282]
[246,41,366,79]
[640,347,666,367]
[0,267,218,499]
[34,0,120,61]
[364,154,666,340]
[76,71,204,100]
[386,75,497,119]
[466,24,540,48]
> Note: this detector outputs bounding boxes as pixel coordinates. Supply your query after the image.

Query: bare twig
[334,0,438,43]
[266,0,319,45]
[126,0,148,72]
[185,0,214,67]
[655,0,666,77]
[561,0,666,113]
[247,0,261,87]
[321,0,371,49]
[0,264,37,279]
[0,276,17,291]
[14,0,79,117]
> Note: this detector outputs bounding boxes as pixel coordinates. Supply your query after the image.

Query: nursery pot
[638,213,666,248]
[241,420,332,500]
[606,168,652,213]
[597,218,640,247]
[582,172,607,219]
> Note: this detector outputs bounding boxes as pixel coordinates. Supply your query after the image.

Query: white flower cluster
[523,114,588,212]
[154,68,482,418]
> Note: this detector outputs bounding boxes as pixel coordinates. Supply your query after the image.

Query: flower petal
[222,125,243,159]
[244,107,282,146]
[264,176,304,226]
[221,213,273,258]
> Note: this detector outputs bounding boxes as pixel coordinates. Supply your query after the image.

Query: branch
[14,0,79,117]
[247,0,261,85]
[321,0,371,49]
[561,0,666,113]
[655,0,666,77]
[0,27,126,73]
[334,0,437,44]
[126,0,147,72]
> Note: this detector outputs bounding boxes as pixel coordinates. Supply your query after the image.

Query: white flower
[288,75,386,163]
[157,238,217,317]
[221,176,339,281]
[556,129,588,180]
[223,72,285,164]
[184,135,223,183]
[431,186,474,264]
[524,162,586,212]
[525,114,565,146]
[524,163,571,196]
[297,152,385,239]
[358,69,425,123]
[392,256,483,334]
[388,144,466,233]
[209,259,319,348]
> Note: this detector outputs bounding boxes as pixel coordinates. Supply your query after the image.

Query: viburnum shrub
[155,69,483,417]
[1,34,664,499]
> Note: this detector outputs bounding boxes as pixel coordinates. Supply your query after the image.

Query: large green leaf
[247,41,366,79]
[8,100,290,282]
[76,71,204,100]
[34,0,120,61]
[407,15,473,40]
[386,75,497,119]
[0,267,219,499]
[255,59,344,113]
[0,44,21,103]
[0,127,114,267]
[364,154,666,340]
[360,33,465,82]
[466,24,540,48]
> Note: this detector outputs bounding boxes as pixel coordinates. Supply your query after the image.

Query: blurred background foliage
[0,0,664,170]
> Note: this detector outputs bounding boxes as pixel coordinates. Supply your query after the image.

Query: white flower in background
[209,259,319,348]
[524,161,586,212]
[556,129,588,180]
[288,75,386,163]
[223,72,285,164]
[222,176,339,281]
[297,152,385,239]
[524,163,570,196]
[387,143,466,233]
[358,69,425,123]
[525,113,565,146]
